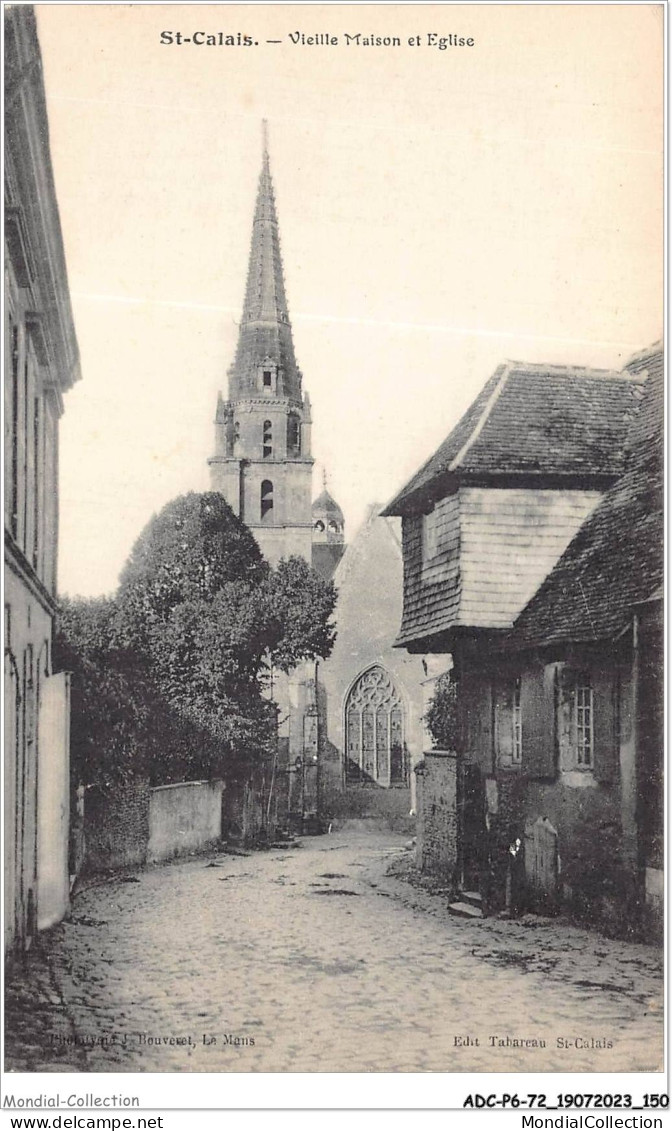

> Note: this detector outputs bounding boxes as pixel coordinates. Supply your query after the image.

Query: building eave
[382,468,619,517]
[393,623,508,654]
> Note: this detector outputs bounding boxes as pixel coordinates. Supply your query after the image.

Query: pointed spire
[227,121,303,404]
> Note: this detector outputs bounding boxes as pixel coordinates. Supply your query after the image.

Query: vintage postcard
[3,0,665,1112]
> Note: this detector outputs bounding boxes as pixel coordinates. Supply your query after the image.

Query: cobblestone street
[5,831,663,1073]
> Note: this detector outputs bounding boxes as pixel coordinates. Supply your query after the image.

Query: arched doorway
[344,665,406,787]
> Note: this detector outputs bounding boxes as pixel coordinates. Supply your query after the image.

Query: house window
[233,421,240,448]
[557,667,595,771]
[32,396,40,570]
[314,520,325,533]
[10,321,19,540]
[575,675,593,767]
[263,420,272,459]
[422,507,438,561]
[263,370,272,388]
[328,519,340,534]
[512,676,522,764]
[260,479,274,523]
[22,339,33,554]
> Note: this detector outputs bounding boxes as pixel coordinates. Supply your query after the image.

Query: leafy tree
[54,597,150,788]
[117,492,268,647]
[59,492,337,789]
[264,556,337,672]
[55,597,222,788]
[425,671,459,750]
[114,491,337,769]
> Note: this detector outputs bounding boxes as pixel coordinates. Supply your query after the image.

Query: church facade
[316,506,428,829]
[208,127,425,831]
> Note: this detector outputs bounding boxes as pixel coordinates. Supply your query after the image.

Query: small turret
[311,469,346,580]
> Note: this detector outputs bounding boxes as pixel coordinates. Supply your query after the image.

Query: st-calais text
[160,32,255,46]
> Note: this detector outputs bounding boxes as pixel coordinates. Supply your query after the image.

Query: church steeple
[209,122,314,566]
[228,121,303,405]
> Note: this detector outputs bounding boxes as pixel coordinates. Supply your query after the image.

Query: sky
[34,4,663,598]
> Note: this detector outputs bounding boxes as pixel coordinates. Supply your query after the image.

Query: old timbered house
[382,354,660,932]
[502,345,663,935]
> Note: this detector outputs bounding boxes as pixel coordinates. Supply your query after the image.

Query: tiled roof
[507,349,663,649]
[382,361,643,515]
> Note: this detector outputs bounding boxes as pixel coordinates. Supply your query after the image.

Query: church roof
[382,361,643,515]
[227,123,303,405]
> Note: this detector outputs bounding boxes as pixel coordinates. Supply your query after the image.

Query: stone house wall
[414,751,459,883]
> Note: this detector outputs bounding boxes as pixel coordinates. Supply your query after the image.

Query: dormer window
[259,363,277,395]
[263,420,272,459]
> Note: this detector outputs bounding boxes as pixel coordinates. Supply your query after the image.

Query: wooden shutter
[592,663,617,784]
[520,663,557,779]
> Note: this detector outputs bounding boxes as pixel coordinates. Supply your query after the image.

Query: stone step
[459,890,483,909]
[448,900,484,919]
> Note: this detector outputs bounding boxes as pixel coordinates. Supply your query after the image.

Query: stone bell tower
[208,122,314,565]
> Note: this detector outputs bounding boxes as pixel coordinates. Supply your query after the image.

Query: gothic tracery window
[345,665,406,787]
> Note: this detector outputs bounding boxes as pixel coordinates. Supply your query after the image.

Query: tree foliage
[55,597,149,788]
[264,556,338,672]
[59,492,338,788]
[54,597,222,788]
[425,671,459,750]
[117,492,268,645]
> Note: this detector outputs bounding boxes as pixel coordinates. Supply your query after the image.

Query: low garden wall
[148,780,223,863]
[81,779,223,874]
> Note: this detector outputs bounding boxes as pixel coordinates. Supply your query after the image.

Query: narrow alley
[5,831,663,1074]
